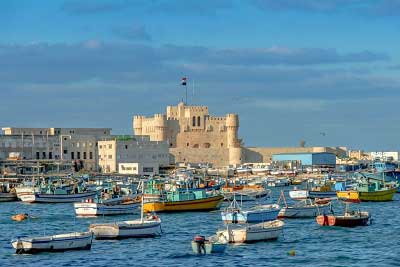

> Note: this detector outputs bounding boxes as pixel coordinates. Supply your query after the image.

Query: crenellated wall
[133,102,242,166]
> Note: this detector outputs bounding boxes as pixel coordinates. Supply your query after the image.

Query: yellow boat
[337,188,396,202]
[336,191,360,201]
[143,194,224,212]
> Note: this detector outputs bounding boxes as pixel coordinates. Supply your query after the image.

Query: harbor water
[1,188,399,267]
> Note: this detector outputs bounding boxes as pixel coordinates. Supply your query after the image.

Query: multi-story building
[133,102,242,167]
[0,127,111,171]
[98,136,170,174]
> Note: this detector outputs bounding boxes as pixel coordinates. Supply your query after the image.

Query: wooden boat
[316,212,370,227]
[221,198,280,223]
[278,199,331,218]
[144,186,224,212]
[74,197,139,217]
[0,183,18,202]
[89,215,161,239]
[11,232,93,254]
[222,185,270,202]
[288,189,309,200]
[217,220,284,243]
[89,181,162,239]
[20,190,97,203]
[191,235,228,254]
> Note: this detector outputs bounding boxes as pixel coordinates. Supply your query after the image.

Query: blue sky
[1,0,400,151]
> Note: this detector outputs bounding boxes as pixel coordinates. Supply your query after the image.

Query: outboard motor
[193,235,206,254]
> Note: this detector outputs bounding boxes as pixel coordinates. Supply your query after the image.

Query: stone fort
[133,102,347,167]
[133,102,243,166]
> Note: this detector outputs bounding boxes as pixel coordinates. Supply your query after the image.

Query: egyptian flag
[181,77,187,86]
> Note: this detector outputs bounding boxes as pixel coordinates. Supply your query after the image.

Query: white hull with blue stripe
[11,232,93,254]
[19,191,97,203]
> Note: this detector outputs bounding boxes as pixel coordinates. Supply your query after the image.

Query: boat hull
[19,191,97,203]
[316,213,369,227]
[278,203,331,218]
[89,219,161,239]
[74,202,138,217]
[221,205,280,223]
[0,192,18,202]
[143,195,224,212]
[217,220,284,243]
[11,232,93,254]
[337,188,396,202]
[191,241,227,254]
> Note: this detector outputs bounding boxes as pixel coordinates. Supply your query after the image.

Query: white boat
[11,232,93,254]
[278,199,332,218]
[89,216,162,239]
[223,188,270,202]
[217,220,284,243]
[288,189,309,200]
[221,198,280,223]
[89,181,162,239]
[0,183,18,202]
[74,197,139,217]
[19,190,97,203]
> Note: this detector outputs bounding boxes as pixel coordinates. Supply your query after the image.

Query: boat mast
[140,180,144,223]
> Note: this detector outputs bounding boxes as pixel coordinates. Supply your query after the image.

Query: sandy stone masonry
[133,102,243,166]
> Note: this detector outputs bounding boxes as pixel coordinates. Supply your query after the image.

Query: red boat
[316,211,370,227]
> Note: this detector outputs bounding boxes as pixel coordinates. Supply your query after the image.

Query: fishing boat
[288,189,309,200]
[89,215,161,239]
[0,183,18,202]
[191,235,228,254]
[143,179,224,212]
[74,197,139,217]
[221,198,280,223]
[216,220,284,243]
[11,232,93,254]
[337,175,396,202]
[18,181,97,203]
[89,182,162,239]
[74,184,139,216]
[222,183,270,201]
[278,199,331,218]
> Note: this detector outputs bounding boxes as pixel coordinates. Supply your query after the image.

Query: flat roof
[272,152,336,156]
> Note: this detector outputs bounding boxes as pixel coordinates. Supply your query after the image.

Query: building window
[221,143,224,147]
[108,144,112,149]
[192,116,196,126]
[197,116,201,126]
[193,144,199,148]
[36,152,40,159]
[125,145,128,149]
[203,143,211,148]
[77,152,81,159]
[187,143,189,147]
[63,149,67,154]
[42,152,46,159]
[71,152,74,160]
[108,155,112,159]
[90,152,93,159]
[49,152,52,159]
[143,167,154,173]
[83,152,87,160]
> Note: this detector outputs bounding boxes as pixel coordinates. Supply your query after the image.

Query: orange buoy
[11,213,28,221]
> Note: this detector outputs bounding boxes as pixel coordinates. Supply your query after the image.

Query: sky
[1,0,400,151]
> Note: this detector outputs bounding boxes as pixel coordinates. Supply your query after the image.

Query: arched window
[197,116,201,126]
[203,143,211,148]
[192,116,196,126]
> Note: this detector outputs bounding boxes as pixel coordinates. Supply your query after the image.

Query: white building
[369,152,399,161]
[98,136,170,174]
[0,127,112,171]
